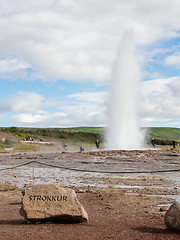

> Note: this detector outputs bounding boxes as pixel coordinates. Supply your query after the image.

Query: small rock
[159,206,167,212]
[164,202,180,231]
[105,204,113,210]
[76,189,86,193]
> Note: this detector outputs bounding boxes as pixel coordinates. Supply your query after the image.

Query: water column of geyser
[106,30,144,150]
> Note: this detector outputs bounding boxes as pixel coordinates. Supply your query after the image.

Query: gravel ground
[0,147,180,239]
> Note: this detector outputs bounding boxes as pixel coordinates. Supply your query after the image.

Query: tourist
[80,146,84,152]
[173,140,176,148]
[151,138,155,149]
[63,143,67,151]
[96,140,99,149]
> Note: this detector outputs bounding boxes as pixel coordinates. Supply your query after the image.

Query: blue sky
[0,0,180,128]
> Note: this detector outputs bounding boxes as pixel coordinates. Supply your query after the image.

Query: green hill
[146,127,180,145]
[0,126,180,145]
[148,127,180,140]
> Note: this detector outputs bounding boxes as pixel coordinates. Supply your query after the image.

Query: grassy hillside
[0,126,180,145]
[146,127,180,145]
[0,126,104,144]
[64,127,103,134]
[148,127,180,140]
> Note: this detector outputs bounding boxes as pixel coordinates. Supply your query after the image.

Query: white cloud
[0,58,30,73]
[12,101,107,127]
[1,1,180,128]
[68,91,108,103]
[0,91,66,116]
[0,0,53,15]
[1,0,180,83]
[0,90,107,127]
[0,58,33,80]
[0,92,46,113]
[164,53,180,68]
[1,76,180,128]
[141,77,180,126]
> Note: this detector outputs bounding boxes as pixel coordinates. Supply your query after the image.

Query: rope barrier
[0,161,35,171]
[0,160,180,174]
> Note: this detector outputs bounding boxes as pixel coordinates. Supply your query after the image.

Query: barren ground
[0,141,180,239]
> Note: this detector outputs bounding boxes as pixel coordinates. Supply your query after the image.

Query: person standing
[80,145,84,152]
[96,140,99,149]
[63,143,67,151]
[151,138,155,149]
[173,140,176,148]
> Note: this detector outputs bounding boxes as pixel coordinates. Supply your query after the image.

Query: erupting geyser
[106,30,144,150]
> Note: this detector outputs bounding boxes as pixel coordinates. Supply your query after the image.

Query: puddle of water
[157,203,171,208]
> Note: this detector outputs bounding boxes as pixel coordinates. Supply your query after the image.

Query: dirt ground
[0,187,179,240]
[0,142,180,239]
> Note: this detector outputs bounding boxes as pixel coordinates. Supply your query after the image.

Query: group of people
[151,138,177,149]
[80,139,100,152]
[62,138,179,152]
[23,137,33,141]
[62,139,100,153]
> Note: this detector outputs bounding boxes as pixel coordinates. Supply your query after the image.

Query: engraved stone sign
[20,184,88,223]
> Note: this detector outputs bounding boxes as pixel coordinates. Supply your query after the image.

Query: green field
[148,127,180,140]
[0,126,104,145]
[145,127,180,145]
[64,127,103,134]
[0,126,180,146]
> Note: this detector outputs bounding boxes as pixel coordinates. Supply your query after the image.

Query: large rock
[20,185,88,223]
[164,202,180,231]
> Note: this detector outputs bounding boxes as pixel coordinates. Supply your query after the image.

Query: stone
[20,184,88,223]
[159,206,167,212]
[164,202,180,231]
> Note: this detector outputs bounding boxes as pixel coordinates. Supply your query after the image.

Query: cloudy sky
[0,0,180,128]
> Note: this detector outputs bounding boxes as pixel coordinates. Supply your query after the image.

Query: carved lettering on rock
[29,195,68,202]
